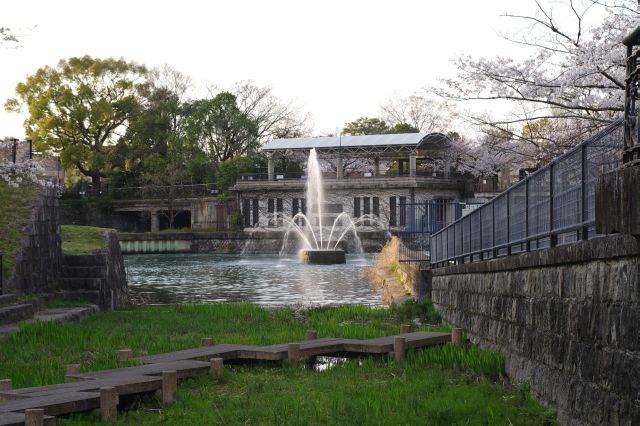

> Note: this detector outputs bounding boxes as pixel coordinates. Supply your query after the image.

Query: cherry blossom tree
[433,0,638,163]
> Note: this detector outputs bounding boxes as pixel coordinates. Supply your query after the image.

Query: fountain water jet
[281,148,369,264]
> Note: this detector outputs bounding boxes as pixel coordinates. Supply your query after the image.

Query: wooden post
[394,337,406,363]
[118,349,133,367]
[210,358,224,379]
[305,330,318,340]
[0,379,11,391]
[65,364,81,383]
[288,343,301,361]
[162,370,177,404]
[100,386,118,422]
[200,337,214,347]
[24,408,44,426]
[400,324,411,334]
[452,328,463,345]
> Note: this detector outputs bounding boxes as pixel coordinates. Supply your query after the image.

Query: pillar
[150,210,160,233]
[162,370,177,404]
[267,154,275,181]
[336,156,343,179]
[374,158,380,177]
[409,154,417,177]
[100,387,118,422]
[25,409,44,426]
[394,337,406,363]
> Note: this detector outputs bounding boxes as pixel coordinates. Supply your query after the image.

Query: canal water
[124,253,381,306]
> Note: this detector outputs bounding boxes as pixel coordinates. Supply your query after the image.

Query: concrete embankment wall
[118,230,389,254]
[4,187,61,295]
[431,235,640,425]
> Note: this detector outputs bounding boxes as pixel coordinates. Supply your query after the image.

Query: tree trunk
[91,175,101,196]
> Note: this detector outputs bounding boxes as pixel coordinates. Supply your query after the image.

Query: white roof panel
[262,133,431,151]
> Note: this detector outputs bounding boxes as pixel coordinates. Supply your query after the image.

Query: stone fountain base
[299,249,346,265]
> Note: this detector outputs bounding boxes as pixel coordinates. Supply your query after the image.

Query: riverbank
[0,303,556,424]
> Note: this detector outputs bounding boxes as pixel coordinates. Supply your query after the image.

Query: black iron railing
[108,184,220,200]
[430,118,624,267]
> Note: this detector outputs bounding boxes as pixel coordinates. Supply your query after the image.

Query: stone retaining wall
[4,187,61,295]
[431,235,640,425]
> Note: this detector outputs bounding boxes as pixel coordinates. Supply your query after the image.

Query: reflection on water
[125,253,381,306]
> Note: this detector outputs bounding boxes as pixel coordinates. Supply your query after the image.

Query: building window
[268,198,275,227]
[389,196,396,226]
[354,197,361,218]
[363,197,370,225]
[243,199,250,227]
[399,196,407,226]
[373,197,379,218]
[252,199,259,226]
[276,198,283,226]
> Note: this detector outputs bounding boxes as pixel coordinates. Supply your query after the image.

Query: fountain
[281,148,363,264]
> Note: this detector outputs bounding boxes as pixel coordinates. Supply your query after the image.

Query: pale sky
[1,0,565,139]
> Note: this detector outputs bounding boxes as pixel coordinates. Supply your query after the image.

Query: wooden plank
[136,344,246,364]
[66,360,210,381]
[1,376,162,399]
[0,392,99,416]
[0,412,54,426]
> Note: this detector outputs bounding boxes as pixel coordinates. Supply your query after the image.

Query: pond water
[124,253,382,306]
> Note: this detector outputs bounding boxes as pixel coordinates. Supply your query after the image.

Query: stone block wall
[431,235,640,425]
[4,187,61,295]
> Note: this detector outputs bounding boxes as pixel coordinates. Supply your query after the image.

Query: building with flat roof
[232,132,497,235]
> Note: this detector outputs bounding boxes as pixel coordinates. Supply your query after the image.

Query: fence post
[549,163,556,247]
[479,207,483,261]
[525,179,530,252]
[581,144,588,241]
[506,194,511,256]
[492,200,497,258]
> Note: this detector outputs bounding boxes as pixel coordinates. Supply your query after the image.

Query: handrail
[430,118,624,267]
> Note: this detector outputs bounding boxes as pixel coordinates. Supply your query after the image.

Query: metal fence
[430,118,624,267]
[398,201,465,263]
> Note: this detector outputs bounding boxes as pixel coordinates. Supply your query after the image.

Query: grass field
[0,303,557,425]
[0,181,39,278]
[61,225,110,254]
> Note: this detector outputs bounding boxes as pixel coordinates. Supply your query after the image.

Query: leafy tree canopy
[5,55,148,194]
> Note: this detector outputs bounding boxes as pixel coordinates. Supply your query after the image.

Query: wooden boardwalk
[0,331,451,425]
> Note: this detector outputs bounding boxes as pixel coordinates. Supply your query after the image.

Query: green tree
[342,117,390,135]
[5,56,148,194]
[387,122,419,134]
[185,92,259,163]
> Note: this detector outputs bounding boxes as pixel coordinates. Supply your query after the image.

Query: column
[336,155,343,179]
[150,210,160,232]
[374,158,380,177]
[409,154,417,177]
[267,154,275,181]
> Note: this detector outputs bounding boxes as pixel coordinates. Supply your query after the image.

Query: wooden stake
[288,343,301,361]
[305,330,318,340]
[200,337,213,347]
[162,370,177,404]
[65,364,81,383]
[24,408,44,426]
[452,328,463,345]
[210,358,224,379]
[100,386,118,422]
[394,336,406,363]
[118,349,132,367]
[0,379,11,391]
[400,324,412,334]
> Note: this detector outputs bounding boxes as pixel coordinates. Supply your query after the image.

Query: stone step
[56,290,101,306]
[0,294,17,307]
[59,277,104,291]
[61,266,105,279]
[0,304,35,326]
[62,254,106,267]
